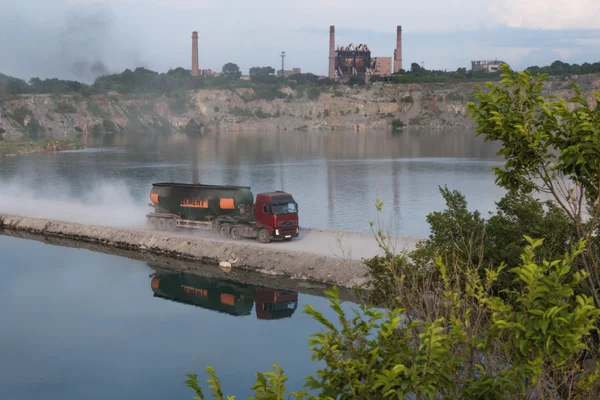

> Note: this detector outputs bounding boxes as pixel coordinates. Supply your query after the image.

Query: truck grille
[278,220,297,227]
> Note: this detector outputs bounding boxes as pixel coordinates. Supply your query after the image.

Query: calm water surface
[0,129,505,237]
[0,235,350,400]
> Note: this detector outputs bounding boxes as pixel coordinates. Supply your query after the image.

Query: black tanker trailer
[150,271,299,320]
[147,182,299,243]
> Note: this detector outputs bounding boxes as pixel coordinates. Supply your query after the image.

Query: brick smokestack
[394,25,402,73]
[328,25,335,79]
[191,31,199,76]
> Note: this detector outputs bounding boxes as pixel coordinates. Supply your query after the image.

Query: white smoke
[0,177,147,229]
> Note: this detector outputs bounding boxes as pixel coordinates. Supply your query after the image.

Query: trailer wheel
[148,217,158,230]
[157,218,167,231]
[230,226,242,240]
[257,229,271,244]
[166,219,177,232]
[219,225,230,238]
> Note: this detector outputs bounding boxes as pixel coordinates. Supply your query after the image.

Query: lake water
[0,129,506,399]
[0,129,505,237]
[0,235,351,400]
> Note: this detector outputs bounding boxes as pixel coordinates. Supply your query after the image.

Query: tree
[468,64,600,305]
[186,237,600,399]
[221,63,241,80]
[249,66,275,83]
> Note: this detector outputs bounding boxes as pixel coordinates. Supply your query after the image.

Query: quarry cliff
[1,75,599,141]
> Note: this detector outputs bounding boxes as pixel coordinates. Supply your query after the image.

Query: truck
[146,182,299,243]
[150,271,299,320]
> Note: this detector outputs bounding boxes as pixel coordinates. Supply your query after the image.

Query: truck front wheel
[230,226,242,240]
[257,229,271,244]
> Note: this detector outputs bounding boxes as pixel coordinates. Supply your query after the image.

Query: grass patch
[0,138,83,156]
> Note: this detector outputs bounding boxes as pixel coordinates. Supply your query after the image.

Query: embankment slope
[0,214,421,288]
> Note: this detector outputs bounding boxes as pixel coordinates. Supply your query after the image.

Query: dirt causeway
[0,214,422,289]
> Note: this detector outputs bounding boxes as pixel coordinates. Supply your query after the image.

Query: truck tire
[257,229,271,244]
[157,218,167,231]
[219,225,230,238]
[230,226,242,240]
[148,217,158,230]
[166,219,176,232]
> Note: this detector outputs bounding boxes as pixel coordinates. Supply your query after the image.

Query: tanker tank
[151,272,255,317]
[149,182,254,221]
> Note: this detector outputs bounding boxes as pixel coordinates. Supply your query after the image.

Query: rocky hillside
[1,74,599,141]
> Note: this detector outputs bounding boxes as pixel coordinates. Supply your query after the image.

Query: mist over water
[0,178,146,229]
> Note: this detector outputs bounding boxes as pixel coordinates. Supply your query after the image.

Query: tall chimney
[328,25,335,79]
[394,25,402,73]
[191,31,199,76]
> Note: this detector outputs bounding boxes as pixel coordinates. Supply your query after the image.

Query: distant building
[200,69,220,77]
[277,68,301,78]
[471,60,506,73]
[373,57,392,76]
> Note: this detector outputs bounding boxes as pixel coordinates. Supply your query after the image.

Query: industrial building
[277,68,302,78]
[471,60,505,73]
[328,25,402,79]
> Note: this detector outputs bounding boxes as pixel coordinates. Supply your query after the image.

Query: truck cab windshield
[272,203,298,215]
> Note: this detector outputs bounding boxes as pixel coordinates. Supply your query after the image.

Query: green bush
[400,95,414,103]
[168,95,186,115]
[188,238,600,399]
[26,118,42,139]
[11,106,32,126]
[54,102,77,113]
[445,92,465,101]
[102,118,117,133]
[307,87,321,100]
[230,107,253,117]
[391,119,404,130]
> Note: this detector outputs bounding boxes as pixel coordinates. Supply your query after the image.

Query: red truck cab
[255,288,299,320]
[254,192,299,241]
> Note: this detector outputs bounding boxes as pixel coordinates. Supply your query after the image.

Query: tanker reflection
[149,268,299,320]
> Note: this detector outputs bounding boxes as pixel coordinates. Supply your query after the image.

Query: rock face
[1,75,598,141]
[0,214,370,289]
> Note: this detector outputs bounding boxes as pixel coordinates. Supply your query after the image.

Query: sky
[1,0,600,82]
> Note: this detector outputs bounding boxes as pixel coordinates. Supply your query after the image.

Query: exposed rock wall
[1,75,599,141]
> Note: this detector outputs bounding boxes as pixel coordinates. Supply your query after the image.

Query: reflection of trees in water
[196,129,501,162]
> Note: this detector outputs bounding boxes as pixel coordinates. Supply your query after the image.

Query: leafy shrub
[26,118,42,139]
[102,118,117,133]
[54,102,77,113]
[11,106,32,126]
[307,87,321,100]
[400,95,414,103]
[391,119,404,130]
[168,95,186,115]
[230,107,253,117]
[188,240,600,398]
[445,92,465,101]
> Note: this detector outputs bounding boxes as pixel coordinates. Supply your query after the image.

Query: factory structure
[328,25,402,79]
[471,60,506,73]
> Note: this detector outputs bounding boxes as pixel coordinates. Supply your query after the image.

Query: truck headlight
[275,229,279,236]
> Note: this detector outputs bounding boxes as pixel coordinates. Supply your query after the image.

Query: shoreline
[0,139,84,157]
[0,214,422,289]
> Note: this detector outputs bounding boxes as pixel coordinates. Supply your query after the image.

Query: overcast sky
[1,0,600,82]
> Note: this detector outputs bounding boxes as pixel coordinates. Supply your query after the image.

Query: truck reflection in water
[149,270,299,320]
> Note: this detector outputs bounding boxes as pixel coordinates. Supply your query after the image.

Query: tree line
[2,59,600,97]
